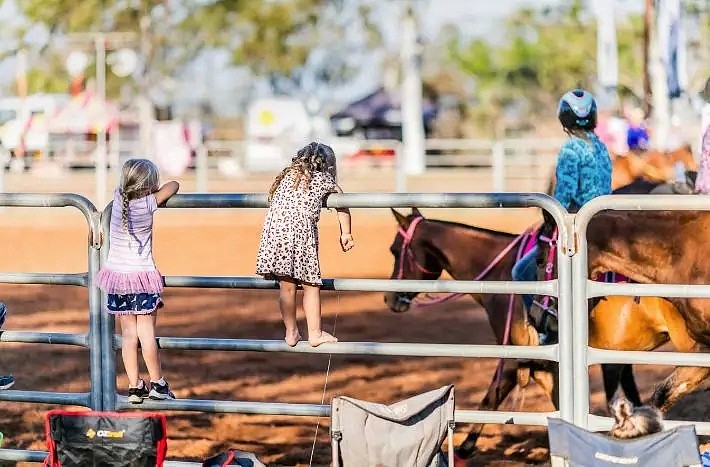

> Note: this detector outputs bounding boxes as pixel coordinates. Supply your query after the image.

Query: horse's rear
[589,296,695,353]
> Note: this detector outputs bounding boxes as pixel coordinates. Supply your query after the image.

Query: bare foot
[285,330,302,347]
[309,331,338,347]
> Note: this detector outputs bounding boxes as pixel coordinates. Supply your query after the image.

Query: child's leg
[119,315,141,387]
[278,277,301,346]
[136,313,161,383]
[302,283,337,347]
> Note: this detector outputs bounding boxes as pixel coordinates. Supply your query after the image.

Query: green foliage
[448,1,645,130]
[15,0,383,96]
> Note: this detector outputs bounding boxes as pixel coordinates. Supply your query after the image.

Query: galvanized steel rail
[6,191,708,462]
[100,192,577,431]
[0,193,102,463]
[574,195,710,434]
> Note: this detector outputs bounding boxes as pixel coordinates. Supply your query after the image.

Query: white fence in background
[199,138,564,193]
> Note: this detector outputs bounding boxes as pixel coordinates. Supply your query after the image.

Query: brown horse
[546,145,698,194]
[383,208,694,460]
[615,146,697,185]
[566,209,710,412]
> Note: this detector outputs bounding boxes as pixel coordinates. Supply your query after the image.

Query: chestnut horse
[546,145,698,194]
[548,208,710,412]
[383,207,694,460]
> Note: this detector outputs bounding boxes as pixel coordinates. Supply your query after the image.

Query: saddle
[524,227,632,344]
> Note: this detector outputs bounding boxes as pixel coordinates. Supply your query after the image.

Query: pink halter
[396,216,438,279]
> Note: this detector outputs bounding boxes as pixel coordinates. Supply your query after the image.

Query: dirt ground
[0,169,708,466]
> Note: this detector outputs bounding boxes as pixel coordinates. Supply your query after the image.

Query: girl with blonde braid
[96,159,179,403]
[256,142,354,347]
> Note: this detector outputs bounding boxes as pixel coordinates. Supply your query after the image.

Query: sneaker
[149,379,175,400]
[0,375,15,390]
[128,379,149,404]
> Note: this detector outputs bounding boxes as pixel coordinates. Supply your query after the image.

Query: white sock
[151,377,166,386]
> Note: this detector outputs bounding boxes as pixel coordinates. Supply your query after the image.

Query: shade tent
[330,87,436,138]
[48,92,120,135]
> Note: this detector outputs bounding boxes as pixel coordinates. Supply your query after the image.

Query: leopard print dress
[256,169,337,285]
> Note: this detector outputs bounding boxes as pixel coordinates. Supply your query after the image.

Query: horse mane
[424,218,518,238]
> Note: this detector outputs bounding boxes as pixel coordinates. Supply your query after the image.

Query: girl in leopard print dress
[256,142,354,347]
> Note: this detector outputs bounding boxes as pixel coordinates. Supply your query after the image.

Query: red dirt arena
[0,170,707,466]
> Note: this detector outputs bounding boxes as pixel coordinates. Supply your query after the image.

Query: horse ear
[391,208,410,228]
[411,207,422,218]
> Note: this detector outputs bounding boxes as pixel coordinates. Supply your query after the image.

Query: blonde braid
[120,189,130,233]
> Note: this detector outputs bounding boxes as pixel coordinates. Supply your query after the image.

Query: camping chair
[547,417,702,467]
[330,385,455,467]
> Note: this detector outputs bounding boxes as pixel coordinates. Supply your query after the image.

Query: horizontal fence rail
[0,331,88,347]
[163,275,557,295]
[117,337,559,360]
[0,272,88,287]
[573,194,710,433]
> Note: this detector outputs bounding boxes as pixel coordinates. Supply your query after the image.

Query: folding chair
[331,385,455,467]
[547,417,702,467]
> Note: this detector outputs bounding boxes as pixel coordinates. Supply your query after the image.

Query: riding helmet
[557,89,597,130]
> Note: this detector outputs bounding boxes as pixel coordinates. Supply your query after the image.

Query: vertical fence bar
[571,231,590,427]
[196,145,208,193]
[395,141,407,193]
[554,213,576,424]
[100,204,117,411]
[88,215,104,410]
[491,141,505,192]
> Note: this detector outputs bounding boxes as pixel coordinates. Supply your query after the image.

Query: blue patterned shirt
[553,133,612,212]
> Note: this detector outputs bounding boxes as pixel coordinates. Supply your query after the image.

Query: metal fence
[0,193,103,462]
[1,191,709,464]
[574,195,710,435]
[201,138,562,193]
[98,192,573,425]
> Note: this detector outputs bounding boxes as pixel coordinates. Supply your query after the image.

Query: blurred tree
[14,0,382,97]
[447,0,645,134]
[192,0,382,94]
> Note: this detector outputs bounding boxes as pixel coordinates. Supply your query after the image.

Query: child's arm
[154,181,180,206]
[337,208,353,251]
[331,183,354,251]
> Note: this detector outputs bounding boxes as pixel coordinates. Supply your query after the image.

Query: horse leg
[531,366,557,408]
[601,364,626,404]
[619,364,642,407]
[454,361,519,460]
[651,363,710,412]
[600,364,642,407]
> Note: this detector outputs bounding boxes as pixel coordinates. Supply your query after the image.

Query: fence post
[100,205,117,411]
[556,213,576,425]
[492,141,505,192]
[196,144,208,193]
[395,142,407,193]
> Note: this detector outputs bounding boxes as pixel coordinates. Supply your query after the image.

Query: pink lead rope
[396,215,539,396]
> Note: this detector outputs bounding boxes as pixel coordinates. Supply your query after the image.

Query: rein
[396,215,536,396]
[537,228,558,314]
[396,216,533,307]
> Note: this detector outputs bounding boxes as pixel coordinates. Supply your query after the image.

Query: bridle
[394,215,533,306]
[395,216,440,279]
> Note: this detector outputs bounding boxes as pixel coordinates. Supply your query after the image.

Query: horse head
[384,208,444,313]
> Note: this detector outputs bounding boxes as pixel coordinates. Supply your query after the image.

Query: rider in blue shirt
[513,89,612,316]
